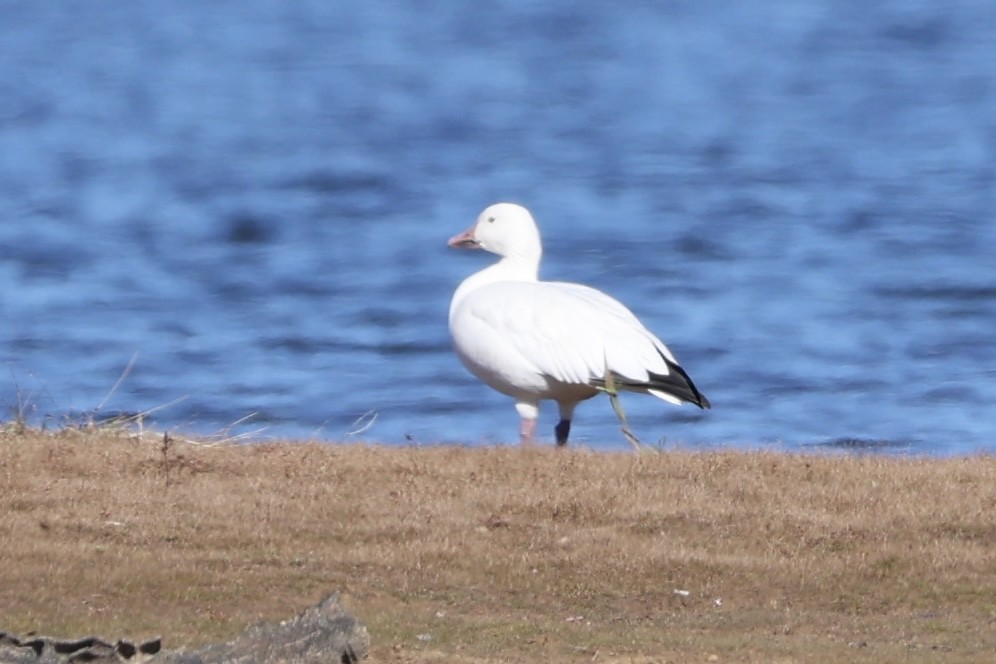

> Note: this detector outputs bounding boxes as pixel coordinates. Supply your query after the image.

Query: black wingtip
[591,353,710,409]
[658,356,710,409]
[674,359,710,409]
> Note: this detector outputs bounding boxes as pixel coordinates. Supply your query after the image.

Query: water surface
[1,1,994,454]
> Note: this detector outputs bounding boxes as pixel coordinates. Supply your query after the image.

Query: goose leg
[554,419,571,446]
[555,401,578,447]
[515,402,540,445]
[519,417,537,444]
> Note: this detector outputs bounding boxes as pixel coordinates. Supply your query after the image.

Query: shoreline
[3,427,995,662]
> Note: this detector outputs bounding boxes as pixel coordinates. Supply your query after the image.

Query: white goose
[448,202,710,446]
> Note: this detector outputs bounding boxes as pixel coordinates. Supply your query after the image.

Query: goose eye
[487,216,495,223]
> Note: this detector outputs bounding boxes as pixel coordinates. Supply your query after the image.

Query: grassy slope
[1,428,994,663]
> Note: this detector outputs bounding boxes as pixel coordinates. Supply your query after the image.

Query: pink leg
[519,417,537,444]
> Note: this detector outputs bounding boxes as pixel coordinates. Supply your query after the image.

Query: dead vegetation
[1,427,994,663]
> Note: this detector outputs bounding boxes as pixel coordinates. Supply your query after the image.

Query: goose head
[448,203,542,264]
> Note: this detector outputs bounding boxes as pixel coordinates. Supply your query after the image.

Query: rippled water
[1,1,994,454]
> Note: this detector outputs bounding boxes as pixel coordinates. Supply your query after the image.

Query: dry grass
[1,427,995,663]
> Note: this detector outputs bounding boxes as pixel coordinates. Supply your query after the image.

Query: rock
[169,593,369,663]
[0,593,369,663]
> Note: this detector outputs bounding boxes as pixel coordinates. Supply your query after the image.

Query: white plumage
[448,202,709,445]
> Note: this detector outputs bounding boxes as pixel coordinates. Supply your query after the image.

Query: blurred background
[1,1,993,454]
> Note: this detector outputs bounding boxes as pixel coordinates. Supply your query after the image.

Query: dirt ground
[1,427,994,663]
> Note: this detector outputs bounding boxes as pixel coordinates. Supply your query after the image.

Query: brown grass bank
[1,428,994,663]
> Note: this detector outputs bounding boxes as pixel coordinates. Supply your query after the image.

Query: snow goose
[448,202,710,446]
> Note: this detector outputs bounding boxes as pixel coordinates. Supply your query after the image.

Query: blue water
[1,1,994,454]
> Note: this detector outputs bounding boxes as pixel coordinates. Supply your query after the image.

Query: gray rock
[1,593,369,663]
